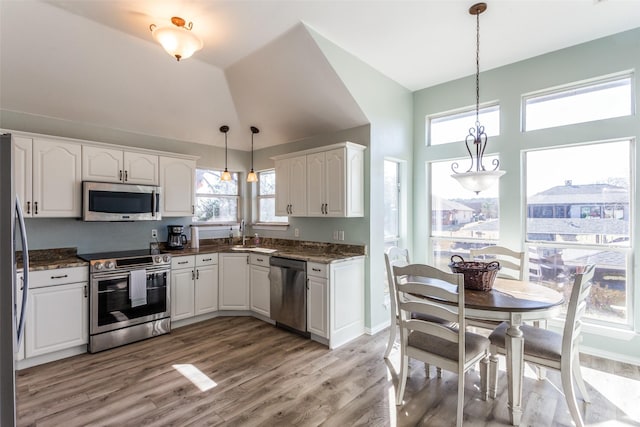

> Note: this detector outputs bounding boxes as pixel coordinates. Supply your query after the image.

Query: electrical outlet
[151,229,158,239]
[294,228,300,237]
[333,230,339,240]
[339,230,345,241]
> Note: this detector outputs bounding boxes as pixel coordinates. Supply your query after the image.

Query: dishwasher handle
[269,256,306,271]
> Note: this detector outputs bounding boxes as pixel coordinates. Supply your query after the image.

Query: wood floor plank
[16,317,640,427]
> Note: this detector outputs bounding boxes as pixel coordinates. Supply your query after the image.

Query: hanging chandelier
[220,125,232,182]
[246,126,259,183]
[149,16,203,61]
[451,2,505,194]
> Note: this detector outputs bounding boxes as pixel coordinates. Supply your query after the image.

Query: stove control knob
[94,262,103,271]
[154,255,161,263]
[105,261,114,269]
[162,255,170,263]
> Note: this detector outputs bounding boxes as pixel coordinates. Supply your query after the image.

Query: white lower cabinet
[25,267,88,358]
[219,253,250,310]
[307,268,328,338]
[307,257,365,349]
[249,254,271,318]
[171,254,218,321]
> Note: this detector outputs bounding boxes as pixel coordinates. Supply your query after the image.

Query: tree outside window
[194,169,239,223]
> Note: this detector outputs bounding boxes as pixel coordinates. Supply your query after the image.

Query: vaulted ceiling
[2,1,639,151]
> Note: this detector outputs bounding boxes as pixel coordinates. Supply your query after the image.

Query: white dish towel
[129,269,147,308]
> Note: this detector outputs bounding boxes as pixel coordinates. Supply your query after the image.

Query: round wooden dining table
[407,275,564,426]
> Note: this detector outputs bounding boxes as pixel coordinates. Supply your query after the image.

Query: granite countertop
[16,248,89,272]
[162,241,366,264]
[18,239,366,271]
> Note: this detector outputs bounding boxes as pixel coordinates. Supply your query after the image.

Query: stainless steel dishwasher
[270,257,308,336]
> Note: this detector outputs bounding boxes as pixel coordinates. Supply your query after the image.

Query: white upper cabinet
[31,138,82,217]
[82,145,158,185]
[159,156,196,217]
[273,142,365,218]
[274,155,307,217]
[13,136,33,217]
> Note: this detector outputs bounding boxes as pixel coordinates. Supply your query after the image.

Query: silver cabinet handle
[178,261,189,265]
[191,270,195,280]
[34,201,38,215]
[196,269,199,279]
[26,201,30,214]
[124,170,128,182]
[203,258,212,262]
[312,268,321,272]
[50,274,68,279]
[119,170,123,181]
[84,285,88,298]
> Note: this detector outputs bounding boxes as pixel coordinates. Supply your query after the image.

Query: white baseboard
[366,319,391,336]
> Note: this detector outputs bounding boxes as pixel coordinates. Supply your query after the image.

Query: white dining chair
[469,245,526,281]
[393,263,489,427]
[487,264,596,427]
[384,246,415,359]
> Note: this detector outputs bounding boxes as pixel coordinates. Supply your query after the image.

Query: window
[193,169,239,223]
[257,170,287,223]
[524,74,633,131]
[428,104,499,146]
[430,157,500,271]
[525,140,632,325]
[384,160,400,250]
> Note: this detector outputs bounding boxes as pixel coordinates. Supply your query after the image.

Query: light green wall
[307,26,414,333]
[413,27,640,363]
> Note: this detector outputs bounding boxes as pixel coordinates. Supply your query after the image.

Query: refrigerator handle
[15,197,29,348]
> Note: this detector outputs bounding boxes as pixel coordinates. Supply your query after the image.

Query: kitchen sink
[230,246,278,254]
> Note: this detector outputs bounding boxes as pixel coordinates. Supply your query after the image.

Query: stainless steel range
[78,249,171,353]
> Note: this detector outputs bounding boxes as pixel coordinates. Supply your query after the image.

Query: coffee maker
[167,225,187,249]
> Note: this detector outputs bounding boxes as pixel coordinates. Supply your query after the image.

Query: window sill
[252,223,289,231]
[547,318,635,341]
[191,222,238,228]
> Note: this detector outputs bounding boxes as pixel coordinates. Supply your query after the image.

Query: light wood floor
[16,317,640,426]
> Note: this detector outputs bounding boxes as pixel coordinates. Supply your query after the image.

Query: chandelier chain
[475,9,480,125]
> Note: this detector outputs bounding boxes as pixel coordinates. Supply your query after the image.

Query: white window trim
[426,101,500,146]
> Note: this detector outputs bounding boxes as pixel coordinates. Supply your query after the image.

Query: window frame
[427,102,500,146]
[522,72,634,132]
[255,168,288,225]
[192,168,241,225]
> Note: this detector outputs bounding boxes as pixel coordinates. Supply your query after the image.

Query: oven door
[90,268,170,335]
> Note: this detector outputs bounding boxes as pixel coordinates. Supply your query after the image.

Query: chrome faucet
[240,219,249,246]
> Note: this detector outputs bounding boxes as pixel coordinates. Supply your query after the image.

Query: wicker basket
[448,255,500,291]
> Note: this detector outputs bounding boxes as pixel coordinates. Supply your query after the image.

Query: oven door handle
[91,272,131,281]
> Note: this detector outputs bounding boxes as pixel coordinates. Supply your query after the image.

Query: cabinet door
[219,254,250,310]
[324,148,346,217]
[274,159,291,216]
[124,152,158,185]
[13,136,33,217]
[306,152,325,216]
[160,156,195,217]
[25,282,88,358]
[82,145,124,183]
[32,138,82,217]
[307,275,328,338]
[250,265,270,317]
[288,156,307,216]
[195,264,218,315]
[171,268,195,321]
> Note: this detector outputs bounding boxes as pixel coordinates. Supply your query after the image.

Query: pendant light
[149,16,203,61]
[246,126,259,183]
[219,125,232,182]
[451,2,505,194]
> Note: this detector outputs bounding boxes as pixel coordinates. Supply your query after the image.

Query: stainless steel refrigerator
[1,133,29,427]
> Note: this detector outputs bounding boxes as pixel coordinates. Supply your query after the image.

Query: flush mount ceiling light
[220,125,232,182]
[451,2,505,194]
[246,126,259,183]
[149,16,203,61]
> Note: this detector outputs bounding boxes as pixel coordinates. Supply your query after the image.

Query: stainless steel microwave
[83,181,161,221]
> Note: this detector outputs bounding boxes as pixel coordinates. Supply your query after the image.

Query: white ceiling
[2,0,640,151]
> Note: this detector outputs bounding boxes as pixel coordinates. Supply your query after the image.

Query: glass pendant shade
[221,169,232,182]
[451,170,505,194]
[150,17,203,61]
[247,170,258,183]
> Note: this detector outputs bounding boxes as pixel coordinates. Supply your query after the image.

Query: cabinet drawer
[171,256,195,270]
[29,267,88,288]
[250,254,270,267]
[307,262,328,279]
[196,253,218,266]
